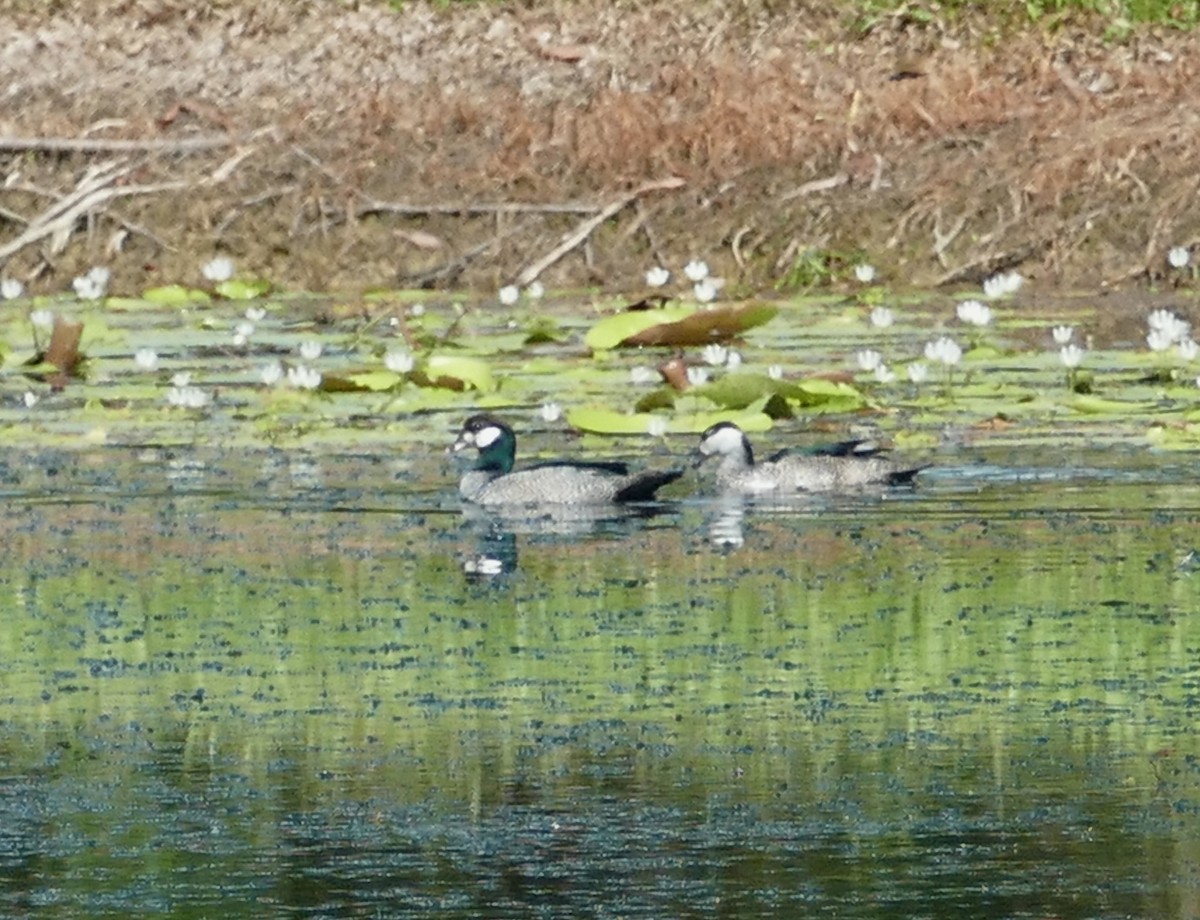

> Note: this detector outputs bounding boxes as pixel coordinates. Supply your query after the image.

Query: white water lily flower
[1168,246,1191,269]
[1059,344,1085,369]
[906,362,929,383]
[702,344,728,367]
[23,391,38,409]
[287,365,322,390]
[854,263,876,284]
[982,271,1023,298]
[245,306,267,323]
[645,266,671,288]
[686,366,710,387]
[526,281,545,300]
[856,349,883,372]
[646,415,668,437]
[1,278,24,300]
[1147,308,1190,345]
[167,386,211,409]
[409,303,426,317]
[683,259,709,282]
[630,366,658,385]
[298,340,323,361]
[232,321,255,347]
[874,364,896,384]
[202,256,235,282]
[260,361,284,386]
[384,349,415,374]
[73,266,110,300]
[693,279,718,303]
[498,284,520,306]
[1147,329,1174,352]
[869,306,894,328]
[924,336,963,366]
[134,347,159,371]
[540,401,562,422]
[767,364,784,380]
[1052,325,1074,345]
[725,350,742,370]
[1180,339,1199,362]
[171,371,192,388]
[30,309,55,330]
[956,299,993,327]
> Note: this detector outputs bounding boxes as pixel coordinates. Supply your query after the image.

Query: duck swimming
[695,421,925,495]
[452,414,683,505]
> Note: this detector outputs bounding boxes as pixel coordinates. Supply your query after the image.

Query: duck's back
[467,462,681,506]
[766,454,922,492]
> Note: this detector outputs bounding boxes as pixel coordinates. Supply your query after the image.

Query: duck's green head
[452,414,517,474]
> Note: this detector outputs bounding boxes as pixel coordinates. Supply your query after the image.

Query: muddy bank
[1,0,1198,298]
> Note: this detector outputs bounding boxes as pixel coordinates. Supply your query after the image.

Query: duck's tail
[615,468,685,502]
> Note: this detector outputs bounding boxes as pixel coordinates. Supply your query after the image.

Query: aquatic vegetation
[1,269,1198,456]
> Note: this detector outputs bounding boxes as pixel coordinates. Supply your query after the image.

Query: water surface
[2,445,1199,917]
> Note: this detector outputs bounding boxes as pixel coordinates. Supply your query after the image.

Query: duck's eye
[474,426,502,448]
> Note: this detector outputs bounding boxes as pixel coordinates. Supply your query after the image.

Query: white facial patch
[703,425,744,456]
[473,425,503,449]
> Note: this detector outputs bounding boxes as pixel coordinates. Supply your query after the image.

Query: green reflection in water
[1,468,1199,917]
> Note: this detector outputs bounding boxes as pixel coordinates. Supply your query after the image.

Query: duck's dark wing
[767,439,886,463]
[884,464,929,486]
[523,459,632,476]
[614,468,684,502]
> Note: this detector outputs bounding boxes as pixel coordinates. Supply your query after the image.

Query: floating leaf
[690,373,779,410]
[215,279,271,300]
[141,285,212,306]
[623,302,778,348]
[634,387,678,413]
[343,370,405,392]
[1067,394,1148,415]
[585,306,695,351]
[566,404,773,436]
[787,377,868,411]
[413,354,494,392]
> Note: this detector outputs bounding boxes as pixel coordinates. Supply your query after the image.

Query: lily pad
[413,354,494,392]
[346,370,406,392]
[141,285,213,306]
[215,279,272,300]
[566,404,774,436]
[585,302,777,350]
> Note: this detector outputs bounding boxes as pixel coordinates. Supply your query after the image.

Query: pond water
[2,443,1199,918]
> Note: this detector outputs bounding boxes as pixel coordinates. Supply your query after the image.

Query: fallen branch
[0,134,233,154]
[0,160,184,261]
[514,176,685,286]
[779,173,849,203]
[356,198,601,218]
[935,209,1104,286]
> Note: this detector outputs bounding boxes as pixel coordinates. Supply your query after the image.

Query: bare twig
[779,173,849,203]
[935,209,1104,286]
[514,176,685,285]
[355,198,601,218]
[0,134,233,154]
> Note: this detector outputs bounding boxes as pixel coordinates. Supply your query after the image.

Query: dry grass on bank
[1,0,1198,294]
